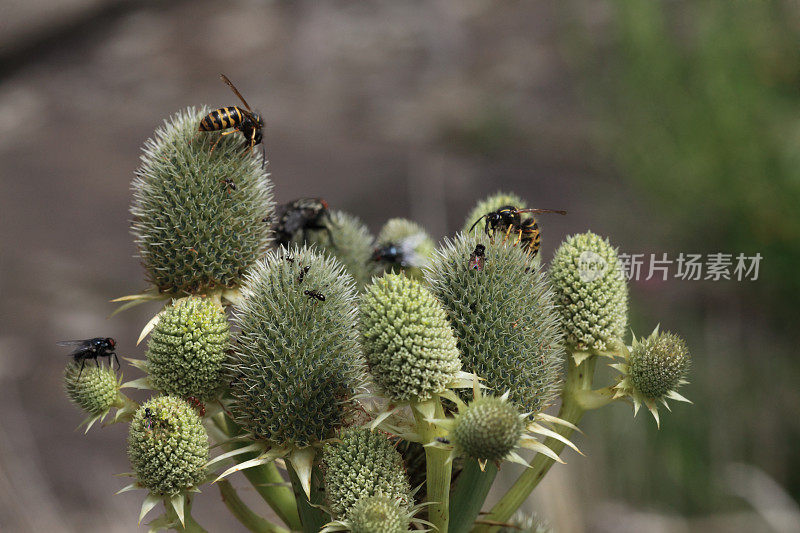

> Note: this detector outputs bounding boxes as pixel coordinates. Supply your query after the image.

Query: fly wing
[398,233,430,268]
[57,339,92,355]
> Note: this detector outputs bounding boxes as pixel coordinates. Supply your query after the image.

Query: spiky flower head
[295,209,375,289]
[461,191,527,235]
[131,107,274,296]
[347,495,410,533]
[146,296,230,401]
[426,234,563,415]
[229,246,365,448]
[612,328,691,426]
[360,273,461,403]
[371,219,435,280]
[127,395,208,495]
[64,362,122,416]
[549,232,628,353]
[451,395,525,462]
[323,427,412,519]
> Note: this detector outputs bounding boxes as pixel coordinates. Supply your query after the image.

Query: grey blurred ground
[0,1,795,532]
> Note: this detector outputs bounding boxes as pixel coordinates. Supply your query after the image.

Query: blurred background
[1,1,799,531]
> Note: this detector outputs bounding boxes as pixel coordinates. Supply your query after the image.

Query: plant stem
[476,355,596,532]
[413,398,453,533]
[286,461,329,533]
[214,414,301,530]
[164,496,208,533]
[218,479,288,533]
[448,459,499,533]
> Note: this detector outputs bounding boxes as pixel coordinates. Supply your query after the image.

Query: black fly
[57,337,119,378]
[273,198,335,248]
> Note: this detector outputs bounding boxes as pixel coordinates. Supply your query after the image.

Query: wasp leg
[210,129,240,155]
[513,229,523,247]
[501,225,513,244]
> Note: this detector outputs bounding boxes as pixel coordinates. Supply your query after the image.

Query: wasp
[370,233,429,272]
[468,205,566,257]
[186,396,206,417]
[197,74,265,165]
[304,289,326,302]
[57,337,119,378]
[273,198,335,248]
[468,244,486,271]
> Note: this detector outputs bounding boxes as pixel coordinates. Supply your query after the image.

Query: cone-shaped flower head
[452,395,525,462]
[229,246,365,447]
[461,191,527,235]
[64,362,122,416]
[323,427,412,519]
[371,219,435,281]
[550,232,628,352]
[296,209,375,289]
[360,273,461,403]
[127,395,208,495]
[348,495,410,533]
[131,107,274,295]
[426,234,563,415]
[145,296,230,401]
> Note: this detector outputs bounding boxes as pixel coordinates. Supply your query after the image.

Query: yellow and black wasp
[468,205,566,257]
[197,74,265,165]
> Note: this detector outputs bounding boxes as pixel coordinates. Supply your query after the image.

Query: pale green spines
[629,331,690,400]
[461,191,527,234]
[323,427,412,519]
[348,495,410,533]
[131,107,274,295]
[452,396,525,462]
[64,362,121,416]
[372,218,435,280]
[296,209,374,289]
[127,396,208,495]
[550,232,628,351]
[426,234,563,414]
[229,246,365,447]
[360,273,461,403]
[145,297,230,401]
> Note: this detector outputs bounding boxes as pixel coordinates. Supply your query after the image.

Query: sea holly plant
[60,105,693,533]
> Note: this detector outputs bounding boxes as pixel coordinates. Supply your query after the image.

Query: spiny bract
[295,209,374,289]
[461,191,528,235]
[131,107,274,295]
[64,362,121,416]
[146,296,230,401]
[371,218,435,280]
[347,495,411,533]
[127,395,208,496]
[629,331,690,400]
[452,396,525,462]
[323,427,412,519]
[549,232,628,352]
[426,234,563,415]
[229,246,365,447]
[360,273,461,403]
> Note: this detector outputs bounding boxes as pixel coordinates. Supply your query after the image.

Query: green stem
[448,460,499,533]
[218,479,288,533]
[413,398,453,533]
[164,496,208,533]
[213,414,301,530]
[573,386,617,410]
[286,461,329,533]
[476,355,596,532]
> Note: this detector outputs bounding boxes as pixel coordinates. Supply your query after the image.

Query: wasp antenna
[468,215,487,234]
[219,73,252,111]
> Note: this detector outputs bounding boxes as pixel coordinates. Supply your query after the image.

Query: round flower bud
[348,495,410,533]
[323,427,412,519]
[295,209,375,289]
[127,396,208,495]
[461,191,527,235]
[550,232,628,352]
[229,246,365,448]
[146,297,230,401]
[64,362,121,416]
[371,219,434,281]
[452,396,525,462]
[360,273,461,403]
[131,107,274,295]
[629,331,690,400]
[426,234,563,415]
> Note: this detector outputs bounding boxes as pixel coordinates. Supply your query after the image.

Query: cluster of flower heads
[61,104,693,532]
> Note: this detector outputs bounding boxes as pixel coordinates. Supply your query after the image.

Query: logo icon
[577,251,607,282]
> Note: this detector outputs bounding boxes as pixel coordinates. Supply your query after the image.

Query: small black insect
[435,437,451,444]
[304,289,326,302]
[57,337,119,378]
[468,244,486,271]
[273,198,335,248]
[221,178,236,193]
[469,205,566,257]
[297,265,311,284]
[370,233,429,271]
[143,407,157,430]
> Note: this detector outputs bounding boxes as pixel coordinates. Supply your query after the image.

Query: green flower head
[348,495,410,533]
[452,395,525,462]
[64,361,122,416]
